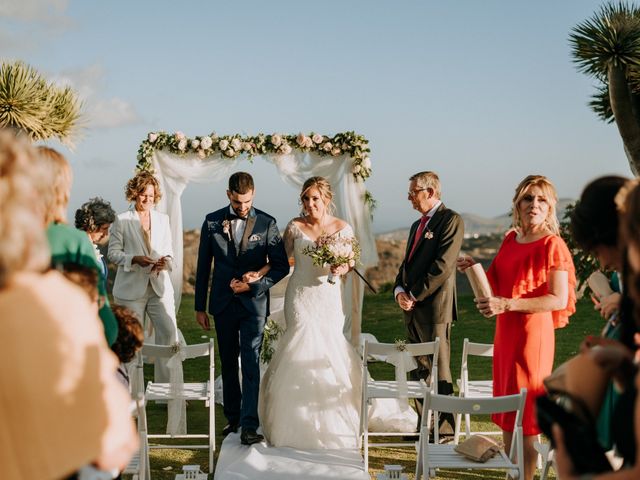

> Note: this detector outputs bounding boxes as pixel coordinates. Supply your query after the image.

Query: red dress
[487,231,576,435]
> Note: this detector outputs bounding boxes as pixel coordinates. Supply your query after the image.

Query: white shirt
[229,206,247,251]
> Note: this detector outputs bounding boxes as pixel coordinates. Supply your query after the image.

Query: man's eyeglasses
[408,188,427,198]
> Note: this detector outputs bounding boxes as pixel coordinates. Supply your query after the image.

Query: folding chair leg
[454,412,462,444]
[363,403,369,471]
[465,413,471,438]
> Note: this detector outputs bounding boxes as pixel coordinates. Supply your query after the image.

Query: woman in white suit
[108,171,179,383]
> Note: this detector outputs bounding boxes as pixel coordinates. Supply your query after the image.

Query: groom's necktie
[408,215,430,261]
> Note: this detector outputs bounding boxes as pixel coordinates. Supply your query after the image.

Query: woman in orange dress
[458,175,576,480]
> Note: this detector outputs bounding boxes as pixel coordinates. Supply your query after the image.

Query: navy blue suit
[195,206,289,430]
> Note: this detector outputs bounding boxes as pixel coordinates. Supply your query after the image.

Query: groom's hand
[230,278,250,294]
[196,311,210,330]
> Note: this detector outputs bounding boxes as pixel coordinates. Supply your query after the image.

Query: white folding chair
[123,394,150,480]
[139,340,215,473]
[416,388,527,480]
[360,338,440,471]
[454,338,498,443]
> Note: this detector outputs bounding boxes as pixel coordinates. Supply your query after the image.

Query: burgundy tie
[408,215,430,260]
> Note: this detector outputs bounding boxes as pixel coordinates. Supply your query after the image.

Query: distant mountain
[378,198,575,239]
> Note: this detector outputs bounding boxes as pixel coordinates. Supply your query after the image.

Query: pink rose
[331,147,341,156]
[225,148,236,157]
[148,133,158,143]
[178,138,188,151]
[352,164,362,174]
[219,139,229,151]
[271,134,282,147]
[191,139,200,149]
[362,157,372,169]
[175,131,186,141]
[231,138,242,150]
[281,144,292,155]
[243,142,253,151]
[322,142,332,152]
[197,149,206,159]
[296,133,307,146]
[312,133,323,144]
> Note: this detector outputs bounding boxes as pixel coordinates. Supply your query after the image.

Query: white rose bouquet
[303,234,361,284]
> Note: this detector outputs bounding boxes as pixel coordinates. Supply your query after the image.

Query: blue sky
[1,0,630,232]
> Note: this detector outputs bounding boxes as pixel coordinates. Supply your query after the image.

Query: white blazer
[108,208,174,301]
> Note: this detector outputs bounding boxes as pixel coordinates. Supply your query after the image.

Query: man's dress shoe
[240,429,264,445]
[222,423,239,436]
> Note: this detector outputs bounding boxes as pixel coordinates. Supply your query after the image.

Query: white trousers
[115,283,179,384]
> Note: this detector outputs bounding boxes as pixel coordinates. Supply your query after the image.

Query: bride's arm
[283,221,296,260]
[242,264,271,283]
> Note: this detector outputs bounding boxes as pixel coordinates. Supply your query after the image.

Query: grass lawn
[137,293,602,479]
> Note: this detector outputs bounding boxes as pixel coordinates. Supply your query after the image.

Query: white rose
[322,142,332,152]
[231,138,242,150]
[243,142,252,151]
[175,131,185,141]
[148,133,158,143]
[296,133,307,146]
[219,139,229,151]
[312,133,323,144]
[200,136,213,149]
[178,138,188,151]
[331,147,341,156]
[197,149,206,159]
[281,144,292,154]
[352,164,362,174]
[271,134,282,146]
[191,139,200,149]
[362,157,372,169]
[225,148,235,157]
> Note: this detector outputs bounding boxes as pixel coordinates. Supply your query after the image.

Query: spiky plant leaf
[0,61,82,144]
[588,83,615,123]
[570,2,640,78]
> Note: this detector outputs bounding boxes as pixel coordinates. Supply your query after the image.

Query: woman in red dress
[458,175,576,480]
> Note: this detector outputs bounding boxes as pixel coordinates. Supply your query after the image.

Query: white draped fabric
[151,149,377,346]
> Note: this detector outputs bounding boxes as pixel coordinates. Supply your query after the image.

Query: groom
[195,172,289,445]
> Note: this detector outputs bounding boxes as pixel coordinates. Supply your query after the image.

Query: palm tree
[0,61,82,146]
[570,2,640,175]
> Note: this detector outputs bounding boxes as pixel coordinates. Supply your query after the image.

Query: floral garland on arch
[136,130,376,212]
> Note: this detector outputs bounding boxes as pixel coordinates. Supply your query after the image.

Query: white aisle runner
[215,433,369,480]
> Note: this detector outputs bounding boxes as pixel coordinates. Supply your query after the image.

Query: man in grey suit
[394,171,464,435]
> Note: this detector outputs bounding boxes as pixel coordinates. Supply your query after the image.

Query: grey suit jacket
[394,203,464,324]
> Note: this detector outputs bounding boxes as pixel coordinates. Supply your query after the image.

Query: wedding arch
[136,131,378,346]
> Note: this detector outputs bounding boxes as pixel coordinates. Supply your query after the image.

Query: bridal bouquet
[302,234,361,284]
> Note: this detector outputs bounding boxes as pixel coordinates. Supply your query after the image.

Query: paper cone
[466,263,493,299]
[587,271,614,300]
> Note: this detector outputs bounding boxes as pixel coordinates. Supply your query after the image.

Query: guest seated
[0,131,137,479]
[39,146,118,346]
[554,180,640,479]
[110,304,144,391]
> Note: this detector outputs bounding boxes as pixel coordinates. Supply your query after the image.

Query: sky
[0,0,632,233]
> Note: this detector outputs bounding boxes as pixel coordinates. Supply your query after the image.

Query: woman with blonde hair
[108,170,181,384]
[0,132,137,479]
[40,146,118,346]
[458,174,576,480]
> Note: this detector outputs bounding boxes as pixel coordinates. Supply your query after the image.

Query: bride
[258,176,362,449]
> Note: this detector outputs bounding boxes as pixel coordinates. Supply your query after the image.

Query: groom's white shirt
[108,208,174,301]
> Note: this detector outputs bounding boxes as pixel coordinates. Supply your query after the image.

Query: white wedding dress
[258,220,417,450]
[259,221,361,449]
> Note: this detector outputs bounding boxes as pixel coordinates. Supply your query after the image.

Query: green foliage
[559,202,600,290]
[0,61,82,145]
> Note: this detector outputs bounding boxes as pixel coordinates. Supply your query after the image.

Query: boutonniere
[222,219,231,241]
[394,339,407,352]
[424,229,434,240]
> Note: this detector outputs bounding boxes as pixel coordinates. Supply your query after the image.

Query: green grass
[135,294,602,479]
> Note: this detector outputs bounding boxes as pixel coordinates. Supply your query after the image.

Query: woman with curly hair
[75,197,116,279]
[108,171,180,384]
[110,304,144,391]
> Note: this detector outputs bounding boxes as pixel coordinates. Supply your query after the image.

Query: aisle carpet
[214,432,369,480]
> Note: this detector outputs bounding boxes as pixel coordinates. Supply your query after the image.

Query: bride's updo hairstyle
[300,176,335,215]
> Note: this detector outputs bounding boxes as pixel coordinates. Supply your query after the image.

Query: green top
[46,222,118,346]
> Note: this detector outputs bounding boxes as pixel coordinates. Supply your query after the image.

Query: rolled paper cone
[543,352,610,419]
[587,271,614,299]
[466,263,493,299]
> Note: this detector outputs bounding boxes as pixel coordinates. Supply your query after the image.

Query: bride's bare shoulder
[328,216,349,232]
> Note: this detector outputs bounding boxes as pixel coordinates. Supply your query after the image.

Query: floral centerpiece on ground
[302,233,361,284]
